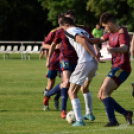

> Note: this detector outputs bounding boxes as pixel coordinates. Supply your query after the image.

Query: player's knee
[98,87,108,100]
[81,88,89,94]
[68,89,75,97]
[62,79,70,88]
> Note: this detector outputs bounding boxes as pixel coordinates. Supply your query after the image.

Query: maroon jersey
[44,27,61,70]
[103,27,131,72]
[53,28,78,65]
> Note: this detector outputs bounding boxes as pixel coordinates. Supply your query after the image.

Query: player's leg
[81,61,97,121]
[53,71,62,110]
[43,70,59,110]
[39,49,45,59]
[43,70,57,96]
[81,80,95,121]
[68,83,85,126]
[99,68,132,126]
[98,76,119,126]
[59,60,76,119]
[60,70,71,119]
[69,62,97,126]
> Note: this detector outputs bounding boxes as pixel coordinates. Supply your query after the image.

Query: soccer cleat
[132,83,134,97]
[43,96,50,110]
[54,99,59,110]
[43,105,49,111]
[104,121,119,127]
[83,113,95,121]
[125,110,133,125]
[61,110,66,119]
[72,120,85,127]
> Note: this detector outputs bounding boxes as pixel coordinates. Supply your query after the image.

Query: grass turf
[0,54,134,134]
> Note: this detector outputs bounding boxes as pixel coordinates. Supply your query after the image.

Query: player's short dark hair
[60,17,75,26]
[64,9,76,18]
[58,13,64,19]
[100,12,116,25]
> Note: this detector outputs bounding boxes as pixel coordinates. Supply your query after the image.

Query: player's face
[102,22,113,33]
[64,14,76,23]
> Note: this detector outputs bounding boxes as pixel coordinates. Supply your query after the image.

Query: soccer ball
[66,110,76,124]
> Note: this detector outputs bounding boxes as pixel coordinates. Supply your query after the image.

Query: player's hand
[94,56,105,63]
[107,47,115,54]
[96,51,103,59]
[46,58,50,69]
[55,42,62,49]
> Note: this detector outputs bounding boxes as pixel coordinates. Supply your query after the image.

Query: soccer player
[81,12,133,127]
[60,17,103,126]
[64,9,101,121]
[45,18,78,119]
[42,13,64,110]
[44,9,100,120]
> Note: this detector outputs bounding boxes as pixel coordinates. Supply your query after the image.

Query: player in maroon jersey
[46,25,78,118]
[81,12,133,127]
[42,13,64,110]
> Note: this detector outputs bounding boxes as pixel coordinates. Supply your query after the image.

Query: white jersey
[65,27,95,63]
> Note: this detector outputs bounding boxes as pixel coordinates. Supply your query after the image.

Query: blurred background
[0,0,134,41]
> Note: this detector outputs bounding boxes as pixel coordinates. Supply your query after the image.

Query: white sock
[83,92,93,115]
[71,98,83,122]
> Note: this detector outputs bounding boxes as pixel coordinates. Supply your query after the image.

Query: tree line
[1,0,134,41]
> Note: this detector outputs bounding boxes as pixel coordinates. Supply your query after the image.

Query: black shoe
[125,110,133,125]
[104,122,119,127]
[132,83,134,97]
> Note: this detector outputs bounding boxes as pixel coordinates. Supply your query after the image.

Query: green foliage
[86,0,134,31]
[38,0,97,29]
[39,0,134,32]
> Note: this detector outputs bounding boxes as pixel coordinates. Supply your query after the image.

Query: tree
[39,0,134,32]
[86,0,134,31]
[38,0,97,30]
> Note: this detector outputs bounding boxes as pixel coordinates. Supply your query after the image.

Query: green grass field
[0,54,134,134]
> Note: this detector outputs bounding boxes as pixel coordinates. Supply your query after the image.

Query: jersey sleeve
[119,33,127,46]
[103,32,109,41]
[44,31,56,44]
[118,28,129,46]
[53,31,62,44]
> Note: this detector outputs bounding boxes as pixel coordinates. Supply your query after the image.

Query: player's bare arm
[75,35,105,63]
[43,43,51,50]
[75,35,96,57]
[107,44,128,54]
[80,35,105,45]
[46,42,56,69]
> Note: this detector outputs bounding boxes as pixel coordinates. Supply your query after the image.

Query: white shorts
[69,60,98,86]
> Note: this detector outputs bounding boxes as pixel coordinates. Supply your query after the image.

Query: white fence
[0,41,42,59]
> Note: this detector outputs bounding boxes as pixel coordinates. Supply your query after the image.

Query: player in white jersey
[59,17,103,126]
